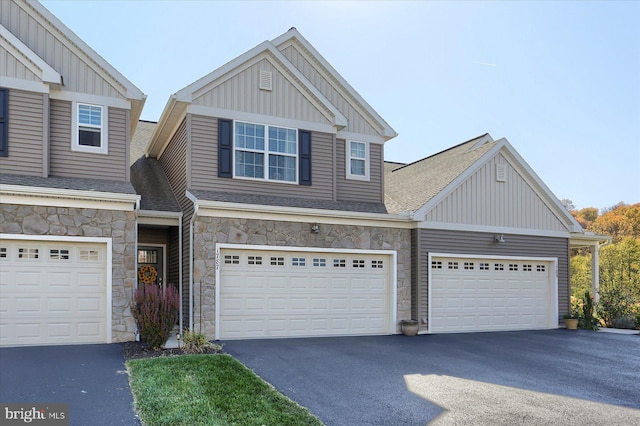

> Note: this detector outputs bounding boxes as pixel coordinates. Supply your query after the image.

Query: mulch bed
[122,340,225,360]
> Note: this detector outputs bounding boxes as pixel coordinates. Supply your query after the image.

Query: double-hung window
[347,140,369,180]
[73,102,107,154]
[234,121,297,183]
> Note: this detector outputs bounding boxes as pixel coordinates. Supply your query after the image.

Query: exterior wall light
[494,233,505,243]
[311,224,320,233]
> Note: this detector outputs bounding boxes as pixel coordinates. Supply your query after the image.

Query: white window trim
[346,140,370,181]
[72,101,108,155]
[232,120,298,184]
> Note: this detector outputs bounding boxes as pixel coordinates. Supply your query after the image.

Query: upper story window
[72,102,108,154]
[347,140,369,181]
[234,121,297,183]
[0,88,7,157]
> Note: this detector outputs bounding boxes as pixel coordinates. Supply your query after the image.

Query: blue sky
[41,0,639,211]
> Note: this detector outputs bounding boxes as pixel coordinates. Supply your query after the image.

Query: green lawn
[127,354,323,426]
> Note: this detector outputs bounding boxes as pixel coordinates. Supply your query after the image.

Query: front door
[137,246,164,290]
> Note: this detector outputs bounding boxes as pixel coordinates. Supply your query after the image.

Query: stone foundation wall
[192,217,411,338]
[0,204,137,342]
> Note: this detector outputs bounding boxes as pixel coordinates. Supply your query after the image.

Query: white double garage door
[429,254,558,333]
[0,236,109,347]
[217,247,396,340]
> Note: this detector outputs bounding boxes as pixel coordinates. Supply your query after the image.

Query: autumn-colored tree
[590,203,640,243]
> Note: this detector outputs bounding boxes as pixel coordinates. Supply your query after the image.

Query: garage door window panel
[49,249,70,260]
[18,248,39,259]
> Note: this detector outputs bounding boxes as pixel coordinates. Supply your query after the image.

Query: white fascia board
[272,29,397,140]
[499,140,584,233]
[48,90,131,110]
[0,24,62,86]
[0,184,140,211]
[413,140,506,220]
[187,105,336,135]
[0,76,50,93]
[187,192,412,229]
[26,0,145,101]
[147,97,187,159]
[569,232,612,247]
[336,130,385,145]
[418,221,571,238]
[138,210,182,226]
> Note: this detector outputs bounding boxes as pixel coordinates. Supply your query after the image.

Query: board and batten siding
[0,89,46,176]
[425,153,567,232]
[336,139,383,203]
[158,118,191,322]
[49,100,128,181]
[189,114,335,200]
[280,44,382,137]
[192,58,331,127]
[414,229,570,329]
[0,0,126,99]
[1,44,39,81]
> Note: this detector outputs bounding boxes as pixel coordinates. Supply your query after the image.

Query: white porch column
[591,243,600,303]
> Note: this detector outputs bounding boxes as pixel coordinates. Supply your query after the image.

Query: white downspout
[189,202,199,331]
[178,214,183,334]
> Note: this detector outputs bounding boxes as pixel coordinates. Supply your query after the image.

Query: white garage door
[0,239,108,346]
[218,248,393,339]
[430,255,556,333]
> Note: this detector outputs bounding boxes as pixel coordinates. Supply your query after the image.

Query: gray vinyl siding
[167,227,180,290]
[189,114,335,200]
[138,227,168,245]
[0,0,126,99]
[425,153,568,232]
[158,118,191,323]
[0,89,46,176]
[192,58,331,126]
[416,228,569,329]
[336,139,383,203]
[280,44,383,137]
[49,100,128,180]
[1,45,39,81]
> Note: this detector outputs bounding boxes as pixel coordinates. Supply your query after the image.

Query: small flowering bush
[131,284,180,350]
[564,296,582,319]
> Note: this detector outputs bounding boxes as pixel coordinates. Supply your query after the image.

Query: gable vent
[259,70,272,91]
[496,164,507,182]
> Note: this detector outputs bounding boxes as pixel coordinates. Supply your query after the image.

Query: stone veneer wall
[0,204,137,342]
[192,217,411,338]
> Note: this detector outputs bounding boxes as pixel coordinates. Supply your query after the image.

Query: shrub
[611,316,638,330]
[181,330,214,354]
[598,285,635,327]
[131,284,180,350]
[580,291,599,330]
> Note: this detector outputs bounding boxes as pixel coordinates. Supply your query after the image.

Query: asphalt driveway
[0,344,139,425]
[224,330,640,425]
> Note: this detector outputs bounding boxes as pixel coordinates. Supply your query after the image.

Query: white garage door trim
[215,243,397,340]
[0,233,112,345]
[428,252,558,334]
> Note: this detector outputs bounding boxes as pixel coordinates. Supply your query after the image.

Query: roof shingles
[385,135,497,214]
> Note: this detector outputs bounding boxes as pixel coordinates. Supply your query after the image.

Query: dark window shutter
[0,88,7,157]
[298,130,312,185]
[218,119,232,178]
